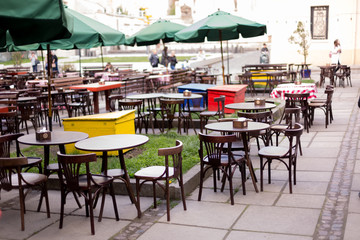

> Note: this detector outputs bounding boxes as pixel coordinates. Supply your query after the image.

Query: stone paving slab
[226,231,313,240]
[137,222,228,240]
[233,205,320,236]
[157,200,246,229]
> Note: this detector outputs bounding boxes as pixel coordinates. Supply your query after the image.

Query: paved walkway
[1,70,360,240]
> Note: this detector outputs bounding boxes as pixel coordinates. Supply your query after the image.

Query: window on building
[311,6,329,40]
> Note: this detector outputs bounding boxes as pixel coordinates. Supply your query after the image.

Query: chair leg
[166,179,170,221]
[198,164,204,201]
[98,188,106,222]
[259,156,264,191]
[88,193,95,235]
[109,183,119,221]
[152,181,157,209]
[228,166,234,205]
[136,178,142,218]
[178,173,187,211]
[19,188,25,231]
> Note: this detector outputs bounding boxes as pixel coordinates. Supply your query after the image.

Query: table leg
[101,151,108,175]
[93,92,99,114]
[186,99,197,134]
[59,144,65,154]
[44,145,50,176]
[105,90,110,111]
[241,132,259,192]
[118,150,137,205]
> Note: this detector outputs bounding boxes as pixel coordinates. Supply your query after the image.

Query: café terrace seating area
[0,63,359,239]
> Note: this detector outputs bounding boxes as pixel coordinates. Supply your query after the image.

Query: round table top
[162,93,203,100]
[126,93,164,100]
[205,121,270,133]
[75,134,149,152]
[225,102,277,111]
[18,131,89,146]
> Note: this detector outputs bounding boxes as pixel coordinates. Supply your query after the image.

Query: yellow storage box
[63,110,135,155]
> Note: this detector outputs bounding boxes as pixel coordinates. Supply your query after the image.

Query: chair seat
[78,174,113,187]
[203,154,235,166]
[47,163,59,171]
[200,111,218,117]
[189,106,206,112]
[270,124,288,131]
[135,166,174,179]
[308,102,326,108]
[11,172,47,186]
[258,146,288,158]
[310,98,326,103]
[24,157,42,168]
[105,168,125,177]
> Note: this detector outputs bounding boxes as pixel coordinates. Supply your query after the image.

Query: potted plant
[288,21,311,78]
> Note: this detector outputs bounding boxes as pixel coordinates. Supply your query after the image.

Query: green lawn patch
[17,131,200,177]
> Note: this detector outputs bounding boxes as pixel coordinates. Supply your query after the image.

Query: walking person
[168,51,178,70]
[29,52,39,72]
[149,49,159,68]
[329,39,341,73]
[160,46,169,67]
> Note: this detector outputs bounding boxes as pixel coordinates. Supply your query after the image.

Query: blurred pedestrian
[329,39,341,73]
[168,51,178,70]
[160,46,169,67]
[149,49,159,68]
[29,52,39,72]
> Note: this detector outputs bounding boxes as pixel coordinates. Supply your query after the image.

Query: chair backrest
[200,75,216,84]
[0,157,28,191]
[284,92,309,109]
[57,152,97,192]
[118,100,143,113]
[160,98,184,119]
[280,107,301,127]
[237,111,273,124]
[198,133,237,166]
[0,112,19,135]
[325,88,334,105]
[0,133,24,157]
[108,94,123,112]
[214,95,225,118]
[18,101,37,120]
[284,123,303,158]
[158,140,183,178]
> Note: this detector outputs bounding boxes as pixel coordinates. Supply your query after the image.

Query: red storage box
[207,85,247,113]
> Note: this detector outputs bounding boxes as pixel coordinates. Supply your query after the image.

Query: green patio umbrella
[175,10,267,84]
[6,7,125,51]
[0,0,73,47]
[125,19,185,46]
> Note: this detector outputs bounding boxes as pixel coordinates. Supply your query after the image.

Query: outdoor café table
[225,102,277,112]
[18,131,89,175]
[270,83,318,100]
[75,134,149,205]
[17,97,38,102]
[70,81,123,114]
[205,121,270,193]
[126,93,164,111]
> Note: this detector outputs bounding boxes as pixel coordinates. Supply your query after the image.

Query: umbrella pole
[219,30,226,85]
[227,41,230,76]
[101,46,104,70]
[41,50,46,79]
[46,44,52,131]
[78,50,82,77]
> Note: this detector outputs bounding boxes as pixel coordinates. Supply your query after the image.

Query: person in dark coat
[168,51,178,70]
[149,49,159,68]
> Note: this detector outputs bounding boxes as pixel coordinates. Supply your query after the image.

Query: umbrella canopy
[174,10,266,42]
[0,0,73,47]
[125,19,185,46]
[174,10,267,85]
[4,7,125,51]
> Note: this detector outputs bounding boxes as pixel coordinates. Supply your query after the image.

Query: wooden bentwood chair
[57,152,119,235]
[198,133,247,205]
[0,157,50,231]
[135,140,186,221]
[258,123,303,193]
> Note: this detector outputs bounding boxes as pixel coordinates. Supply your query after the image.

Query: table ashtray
[254,98,265,106]
[99,79,106,85]
[36,129,51,141]
[183,90,192,97]
[295,80,302,85]
[58,88,64,93]
[233,118,248,128]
